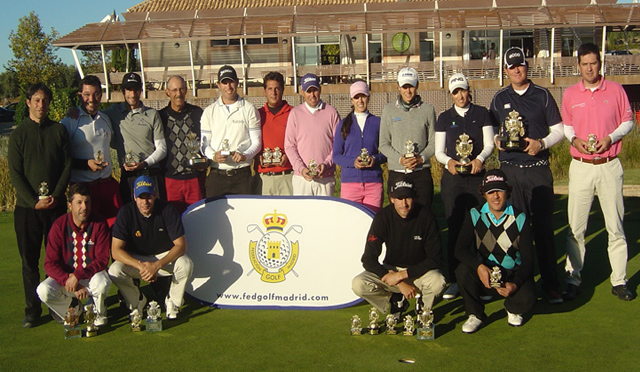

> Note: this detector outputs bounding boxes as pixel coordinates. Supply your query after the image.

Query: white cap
[448,73,469,93]
[397,67,418,87]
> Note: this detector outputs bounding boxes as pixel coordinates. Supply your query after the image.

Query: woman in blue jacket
[333,81,386,212]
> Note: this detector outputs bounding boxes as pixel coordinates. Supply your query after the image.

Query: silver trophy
[385,314,398,335]
[587,134,598,153]
[455,133,473,174]
[124,150,137,167]
[38,182,49,200]
[350,315,362,336]
[146,300,162,332]
[262,147,273,165]
[416,309,435,340]
[272,147,283,164]
[84,304,98,337]
[63,307,82,339]
[368,307,379,335]
[220,139,231,156]
[359,148,371,166]
[403,315,415,336]
[490,266,503,288]
[404,140,416,158]
[94,150,105,165]
[498,110,526,151]
[185,132,210,171]
[308,159,319,177]
[130,309,142,332]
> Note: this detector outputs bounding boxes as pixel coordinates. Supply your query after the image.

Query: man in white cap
[201,65,261,197]
[285,73,340,196]
[379,67,437,206]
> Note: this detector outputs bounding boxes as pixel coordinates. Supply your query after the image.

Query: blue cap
[300,73,320,92]
[134,175,155,198]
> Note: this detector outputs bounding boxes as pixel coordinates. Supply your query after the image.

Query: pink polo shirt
[561,77,632,159]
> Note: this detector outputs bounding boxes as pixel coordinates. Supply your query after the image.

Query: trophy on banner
[185,132,210,171]
[403,315,415,336]
[359,148,371,166]
[262,147,273,165]
[64,307,82,339]
[350,315,362,335]
[272,147,283,164]
[385,314,398,335]
[416,309,435,340]
[455,133,473,174]
[146,301,162,332]
[490,266,503,288]
[94,150,105,165]
[124,150,137,167]
[404,140,416,158]
[130,309,142,332]
[38,182,49,200]
[308,159,319,177]
[84,304,98,337]
[497,110,526,151]
[368,307,379,335]
[220,139,231,156]
[587,134,598,153]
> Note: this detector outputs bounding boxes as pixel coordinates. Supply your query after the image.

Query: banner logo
[248,210,302,283]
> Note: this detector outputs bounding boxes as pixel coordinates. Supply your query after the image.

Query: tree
[6,11,61,89]
[0,71,19,100]
[82,50,111,74]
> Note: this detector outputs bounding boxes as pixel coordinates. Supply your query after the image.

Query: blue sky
[0,0,636,74]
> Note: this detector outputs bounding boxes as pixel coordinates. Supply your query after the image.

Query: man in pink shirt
[561,42,634,301]
[284,73,340,196]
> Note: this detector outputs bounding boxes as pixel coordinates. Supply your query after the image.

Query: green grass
[1,194,640,371]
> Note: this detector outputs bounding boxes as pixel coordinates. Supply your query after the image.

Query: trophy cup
[416,309,435,340]
[350,315,362,336]
[272,147,283,164]
[38,182,49,200]
[146,300,163,332]
[587,134,597,153]
[124,150,137,167]
[403,315,415,336]
[94,150,105,165]
[308,159,319,177]
[262,147,273,165]
[185,132,210,171]
[130,309,142,332]
[455,133,473,174]
[220,139,231,156]
[359,148,371,166]
[490,266,503,288]
[404,140,416,158]
[64,307,82,339]
[497,110,526,151]
[368,307,379,335]
[385,314,398,335]
[84,304,98,337]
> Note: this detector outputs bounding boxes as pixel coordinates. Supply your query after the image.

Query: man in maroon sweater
[36,183,112,326]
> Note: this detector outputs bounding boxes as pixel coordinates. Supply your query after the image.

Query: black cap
[482,169,509,193]
[121,72,142,90]
[218,65,238,83]
[389,179,417,199]
[504,47,527,69]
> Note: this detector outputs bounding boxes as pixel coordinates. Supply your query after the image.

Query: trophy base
[86,328,98,337]
[131,325,142,332]
[368,327,379,335]
[64,325,82,339]
[490,282,503,288]
[308,172,318,177]
[403,330,414,336]
[499,139,526,152]
[416,325,435,340]
[404,154,415,158]
[220,151,231,156]
[39,196,48,200]
[385,329,397,335]
[146,319,163,332]
[350,328,362,336]
[455,164,471,174]
[185,158,210,171]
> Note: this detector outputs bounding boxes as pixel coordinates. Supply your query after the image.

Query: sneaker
[546,289,564,304]
[94,315,108,327]
[507,311,523,327]
[563,283,580,302]
[462,315,483,333]
[389,293,408,319]
[480,295,493,301]
[165,297,179,320]
[443,283,459,300]
[22,315,37,328]
[612,285,633,301]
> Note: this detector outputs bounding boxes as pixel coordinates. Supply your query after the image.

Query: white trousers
[292,175,335,196]
[565,158,627,286]
[108,251,194,309]
[36,270,111,318]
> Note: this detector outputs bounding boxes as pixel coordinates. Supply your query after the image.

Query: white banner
[183,196,374,309]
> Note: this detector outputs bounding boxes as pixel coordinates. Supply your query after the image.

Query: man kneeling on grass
[455,169,536,333]
[352,178,446,320]
[109,175,193,320]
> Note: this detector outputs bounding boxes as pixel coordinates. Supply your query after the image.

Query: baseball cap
[218,65,239,83]
[448,73,469,94]
[482,169,509,193]
[504,47,527,69]
[300,73,320,92]
[397,67,418,87]
[122,73,142,90]
[389,179,417,199]
[134,175,155,198]
[350,81,370,98]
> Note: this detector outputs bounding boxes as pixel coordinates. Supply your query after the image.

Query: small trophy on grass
[350,315,362,335]
[368,307,379,335]
[130,309,142,332]
[403,315,415,336]
[64,307,82,339]
[145,301,163,332]
[385,314,398,335]
[84,304,98,337]
[416,309,435,340]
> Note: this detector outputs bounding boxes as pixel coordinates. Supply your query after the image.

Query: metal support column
[188,40,197,97]
[71,47,84,79]
[499,29,504,86]
[550,28,555,85]
[292,36,298,93]
[138,43,147,98]
[100,44,110,99]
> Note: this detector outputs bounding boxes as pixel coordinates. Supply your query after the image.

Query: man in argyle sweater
[455,169,536,333]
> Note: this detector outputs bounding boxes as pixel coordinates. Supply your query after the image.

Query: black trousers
[387,168,433,207]
[440,171,485,282]
[14,203,66,318]
[456,263,536,319]
[205,166,252,198]
[501,163,559,291]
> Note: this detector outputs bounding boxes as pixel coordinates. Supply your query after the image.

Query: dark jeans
[387,168,433,207]
[14,203,66,318]
[205,166,252,197]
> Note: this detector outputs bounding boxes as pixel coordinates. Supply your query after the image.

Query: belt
[501,159,549,168]
[572,155,617,165]
[261,170,293,176]
[210,167,250,177]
